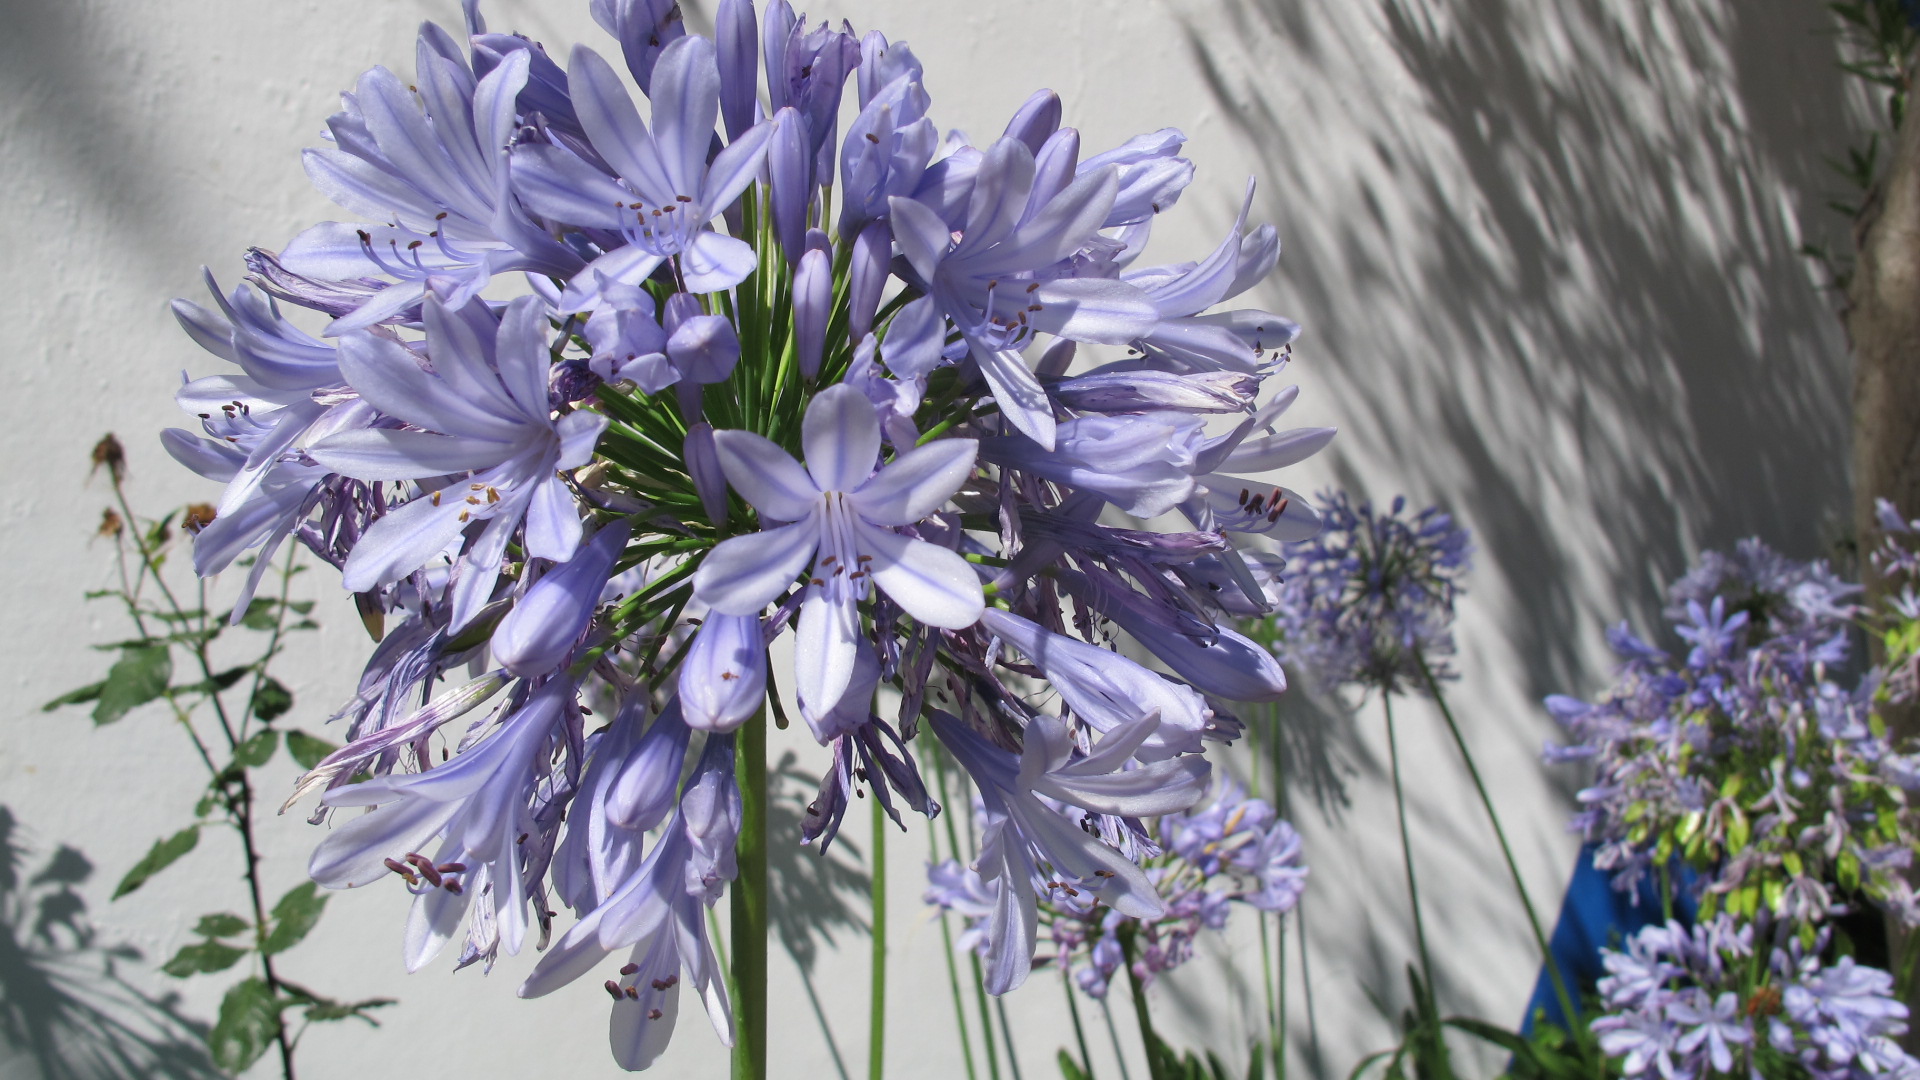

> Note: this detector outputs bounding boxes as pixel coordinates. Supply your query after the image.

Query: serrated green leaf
[193,913,250,938]
[207,977,281,1073]
[42,681,107,712]
[161,940,248,978]
[113,827,199,899]
[251,678,293,723]
[233,729,279,769]
[92,644,172,725]
[261,881,327,955]
[285,730,337,771]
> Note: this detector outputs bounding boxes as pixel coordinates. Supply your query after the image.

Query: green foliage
[162,940,249,978]
[233,728,279,768]
[91,643,172,725]
[112,827,200,899]
[193,912,250,938]
[284,729,337,770]
[261,882,327,956]
[1809,1,1919,290]
[208,977,281,1073]
[251,677,294,722]
[68,441,371,1079]
[1130,1033,1267,1080]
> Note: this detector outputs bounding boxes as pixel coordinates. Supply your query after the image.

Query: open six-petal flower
[692,384,983,709]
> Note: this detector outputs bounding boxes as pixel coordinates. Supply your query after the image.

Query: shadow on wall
[0,805,221,1080]
[1162,0,1860,1071]
[1184,0,1856,706]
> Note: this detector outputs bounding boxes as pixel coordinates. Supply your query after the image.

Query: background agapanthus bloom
[161,0,1331,1070]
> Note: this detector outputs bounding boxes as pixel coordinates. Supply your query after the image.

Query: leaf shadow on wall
[1156,0,1861,1069]
[0,805,222,1080]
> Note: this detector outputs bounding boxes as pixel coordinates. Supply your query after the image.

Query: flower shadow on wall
[0,806,223,1080]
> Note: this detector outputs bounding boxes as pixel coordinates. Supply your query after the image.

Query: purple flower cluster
[1592,916,1919,1080]
[1266,493,1471,695]
[1547,537,1920,927]
[924,780,1307,999]
[162,0,1331,1069]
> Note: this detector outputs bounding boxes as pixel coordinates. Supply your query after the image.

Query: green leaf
[193,912,251,938]
[175,665,251,696]
[285,730,338,771]
[113,827,199,899]
[239,599,281,631]
[92,644,172,725]
[41,681,106,712]
[261,881,327,955]
[301,996,396,1024]
[1056,1049,1092,1080]
[161,940,248,978]
[251,677,293,722]
[207,977,281,1073]
[233,729,280,769]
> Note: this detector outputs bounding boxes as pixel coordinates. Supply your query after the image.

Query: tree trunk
[1847,90,1920,1045]
[1851,97,1920,615]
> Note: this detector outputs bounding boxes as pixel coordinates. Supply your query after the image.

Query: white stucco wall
[0,0,1860,1077]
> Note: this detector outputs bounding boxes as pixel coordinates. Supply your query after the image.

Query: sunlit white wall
[0,0,1859,1077]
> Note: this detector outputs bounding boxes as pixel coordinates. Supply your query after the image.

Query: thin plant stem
[1100,998,1134,1080]
[1119,926,1165,1080]
[927,779,980,1080]
[995,996,1024,1080]
[113,476,299,1080]
[938,913,981,1080]
[1382,693,1436,996]
[868,793,887,1080]
[731,712,769,1080]
[1413,653,1577,1029]
[1063,966,1097,1080]
[933,743,1002,1080]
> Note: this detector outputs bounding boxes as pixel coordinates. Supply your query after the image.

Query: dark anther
[437,862,467,874]
[652,975,679,991]
[443,879,464,895]
[648,1008,663,1020]
[605,980,625,1001]
[620,963,641,976]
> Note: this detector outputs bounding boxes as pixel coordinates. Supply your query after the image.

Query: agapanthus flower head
[1266,491,1472,695]
[1592,916,1919,1080]
[167,0,1332,1069]
[1550,537,1920,934]
[924,778,1307,1000]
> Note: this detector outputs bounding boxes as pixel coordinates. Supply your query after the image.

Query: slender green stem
[995,997,1024,1080]
[112,477,299,1080]
[1118,926,1166,1080]
[933,744,1002,1080]
[868,793,887,1080]
[1100,999,1134,1080]
[731,712,769,1080]
[1412,654,1576,1028]
[1382,693,1437,997]
[938,913,981,1080]
[1063,967,1097,1080]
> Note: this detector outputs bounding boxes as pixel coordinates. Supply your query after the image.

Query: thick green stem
[1382,694,1437,996]
[869,794,887,1080]
[731,714,769,1080]
[1413,655,1576,1028]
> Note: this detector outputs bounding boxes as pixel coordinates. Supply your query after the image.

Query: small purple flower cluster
[1593,916,1919,1080]
[1266,493,1471,695]
[1547,537,1920,926]
[924,781,1307,999]
[162,0,1331,1069]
